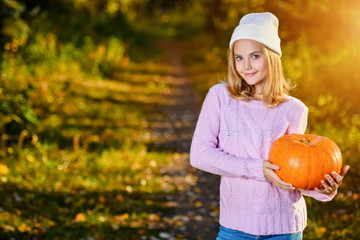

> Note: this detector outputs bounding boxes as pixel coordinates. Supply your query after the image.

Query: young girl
[190,12,350,240]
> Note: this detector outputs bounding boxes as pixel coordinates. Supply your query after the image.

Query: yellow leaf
[114,213,129,224]
[352,193,359,200]
[175,220,184,226]
[1,224,15,232]
[130,220,143,228]
[148,213,160,222]
[163,201,180,207]
[99,196,106,203]
[75,213,87,222]
[116,194,124,202]
[212,208,219,214]
[18,223,31,232]
[7,147,14,154]
[14,209,21,216]
[0,164,9,175]
[26,155,36,163]
[316,226,327,237]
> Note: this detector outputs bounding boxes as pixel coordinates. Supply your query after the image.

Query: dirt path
[149,41,220,239]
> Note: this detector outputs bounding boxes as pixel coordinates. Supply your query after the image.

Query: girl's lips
[244,72,256,77]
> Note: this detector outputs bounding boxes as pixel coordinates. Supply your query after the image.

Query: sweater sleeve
[190,85,265,181]
[286,101,308,135]
[300,189,337,202]
[286,100,337,201]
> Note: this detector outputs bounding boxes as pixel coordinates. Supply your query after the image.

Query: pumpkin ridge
[310,144,320,190]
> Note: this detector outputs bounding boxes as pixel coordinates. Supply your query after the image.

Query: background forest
[1,0,360,239]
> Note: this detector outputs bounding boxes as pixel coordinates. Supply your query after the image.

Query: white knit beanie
[229,12,282,56]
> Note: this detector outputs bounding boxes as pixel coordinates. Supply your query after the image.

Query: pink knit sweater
[190,84,336,235]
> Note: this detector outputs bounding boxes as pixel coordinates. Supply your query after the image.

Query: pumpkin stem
[300,135,310,144]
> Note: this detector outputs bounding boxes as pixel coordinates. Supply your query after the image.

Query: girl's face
[233,39,268,97]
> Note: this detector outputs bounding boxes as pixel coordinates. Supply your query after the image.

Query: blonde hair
[226,44,292,107]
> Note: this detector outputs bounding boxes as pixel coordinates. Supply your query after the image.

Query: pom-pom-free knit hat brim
[229,12,282,56]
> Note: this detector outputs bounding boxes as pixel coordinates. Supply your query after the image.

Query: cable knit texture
[190,83,336,236]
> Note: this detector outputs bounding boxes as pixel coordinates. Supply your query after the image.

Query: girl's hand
[263,161,295,191]
[315,165,350,195]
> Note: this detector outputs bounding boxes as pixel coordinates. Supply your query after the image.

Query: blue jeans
[217,226,303,240]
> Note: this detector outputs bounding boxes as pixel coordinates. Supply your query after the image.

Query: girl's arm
[190,86,265,181]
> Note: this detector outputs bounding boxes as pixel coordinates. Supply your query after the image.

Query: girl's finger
[270,163,280,171]
[315,187,323,194]
[264,161,280,171]
[321,180,333,194]
[340,165,350,177]
[272,175,295,190]
[331,171,341,180]
[274,181,293,191]
[331,171,343,185]
[326,174,339,189]
[315,187,330,195]
[278,180,294,189]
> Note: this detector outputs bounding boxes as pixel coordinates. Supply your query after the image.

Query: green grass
[0,143,176,239]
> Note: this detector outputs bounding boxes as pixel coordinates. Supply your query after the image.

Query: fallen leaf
[114,213,129,224]
[116,194,124,202]
[18,223,31,232]
[163,201,179,207]
[194,201,202,207]
[75,213,87,222]
[148,213,160,221]
[99,196,106,203]
[1,224,15,232]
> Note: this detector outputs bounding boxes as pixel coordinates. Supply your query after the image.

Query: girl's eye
[235,56,243,61]
[252,54,260,59]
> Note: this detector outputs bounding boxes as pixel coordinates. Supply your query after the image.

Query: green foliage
[0,1,178,238]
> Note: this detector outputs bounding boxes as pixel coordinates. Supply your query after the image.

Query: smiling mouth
[244,72,256,77]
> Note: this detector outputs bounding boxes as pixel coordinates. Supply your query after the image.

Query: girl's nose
[244,58,251,70]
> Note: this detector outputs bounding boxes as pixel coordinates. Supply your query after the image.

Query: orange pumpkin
[268,134,342,190]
